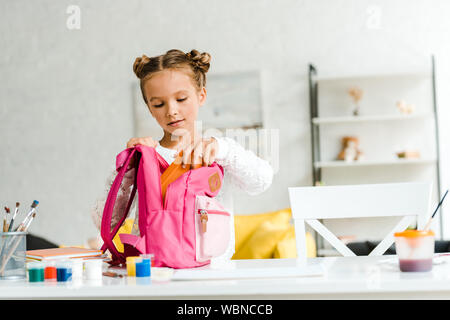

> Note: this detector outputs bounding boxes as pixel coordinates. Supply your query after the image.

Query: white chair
[288,182,433,261]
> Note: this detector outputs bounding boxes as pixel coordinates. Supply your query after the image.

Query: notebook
[26,247,103,261]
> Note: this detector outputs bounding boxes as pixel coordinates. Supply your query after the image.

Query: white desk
[2,255,450,299]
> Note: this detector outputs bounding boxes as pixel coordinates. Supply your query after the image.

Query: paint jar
[136,258,151,277]
[0,231,27,280]
[394,229,435,272]
[27,261,45,282]
[126,256,141,277]
[140,254,154,267]
[84,259,103,280]
[56,260,73,282]
[44,260,57,281]
[151,267,174,282]
[71,259,84,280]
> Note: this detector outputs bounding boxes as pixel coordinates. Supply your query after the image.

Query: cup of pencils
[0,231,27,280]
[0,200,39,280]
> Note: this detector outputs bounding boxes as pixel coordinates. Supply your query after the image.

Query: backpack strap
[101,184,137,266]
[100,148,138,265]
[134,145,165,234]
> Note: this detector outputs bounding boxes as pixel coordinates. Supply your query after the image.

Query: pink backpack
[100,145,231,269]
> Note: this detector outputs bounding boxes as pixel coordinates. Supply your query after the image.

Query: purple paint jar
[394,230,435,272]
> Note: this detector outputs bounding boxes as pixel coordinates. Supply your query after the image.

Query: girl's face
[143,69,206,138]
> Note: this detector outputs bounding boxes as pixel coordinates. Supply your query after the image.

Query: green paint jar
[28,262,45,282]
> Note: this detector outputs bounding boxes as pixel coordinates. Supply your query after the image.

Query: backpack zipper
[197,209,230,233]
[199,209,208,233]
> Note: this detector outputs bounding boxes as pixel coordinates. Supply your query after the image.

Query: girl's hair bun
[133,49,212,103]
[186,49,211,74]
[133,54,152,79]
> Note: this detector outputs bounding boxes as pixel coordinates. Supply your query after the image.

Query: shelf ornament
[338,136,364,162]
[396,151,420,159]
[396,100,415,115]
[348,86,363,116]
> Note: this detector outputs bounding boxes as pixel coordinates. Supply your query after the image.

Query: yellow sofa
[112,208,316,259]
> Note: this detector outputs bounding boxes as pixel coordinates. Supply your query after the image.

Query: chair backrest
[288,182,433,260]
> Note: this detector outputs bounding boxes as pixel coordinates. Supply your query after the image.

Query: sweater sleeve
[90,165,137,232]
[212,136,274,196]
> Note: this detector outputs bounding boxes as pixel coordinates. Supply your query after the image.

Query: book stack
[26,247,104,261]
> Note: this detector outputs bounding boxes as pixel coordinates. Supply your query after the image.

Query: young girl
[91,49,273,264]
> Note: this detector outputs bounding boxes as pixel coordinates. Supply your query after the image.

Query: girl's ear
[198,87,207,107]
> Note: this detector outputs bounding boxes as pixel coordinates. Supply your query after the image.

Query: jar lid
[56,260,73,268]
[27,261,44,269]
[44,260,57,266]
[394,229,435,238]
[126,256,141,263]
[84,258,103,265]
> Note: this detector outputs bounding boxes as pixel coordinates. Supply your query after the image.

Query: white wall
[1,0,449,245]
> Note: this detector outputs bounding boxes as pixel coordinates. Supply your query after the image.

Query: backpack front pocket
[194,196,231,262]
[144,209,184,267]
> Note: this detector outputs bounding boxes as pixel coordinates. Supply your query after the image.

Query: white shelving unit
[308,57,443,255]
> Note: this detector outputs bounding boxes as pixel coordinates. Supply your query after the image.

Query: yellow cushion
[112,218,134,253]
[232,209,292,260]
[273,226,317,258]
[234,208,292,253]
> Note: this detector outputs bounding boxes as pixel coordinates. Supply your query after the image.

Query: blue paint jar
[135,259,151,277]
[56,261,72,282]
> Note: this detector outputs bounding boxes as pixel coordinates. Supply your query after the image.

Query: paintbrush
[16,200,38,232]
[7,202,19,232]
[23,212,36,231]
[2,207,9,233]
[424,189,448,231]
[102,271,124,278]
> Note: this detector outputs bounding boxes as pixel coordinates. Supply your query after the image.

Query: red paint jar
[44,261,57,280]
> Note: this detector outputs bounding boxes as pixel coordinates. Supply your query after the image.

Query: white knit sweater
[91,136,274,265]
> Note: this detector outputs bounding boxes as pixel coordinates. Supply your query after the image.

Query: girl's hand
[126,136,158,168]
[175,137,219,169]
[126,136,158,149]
